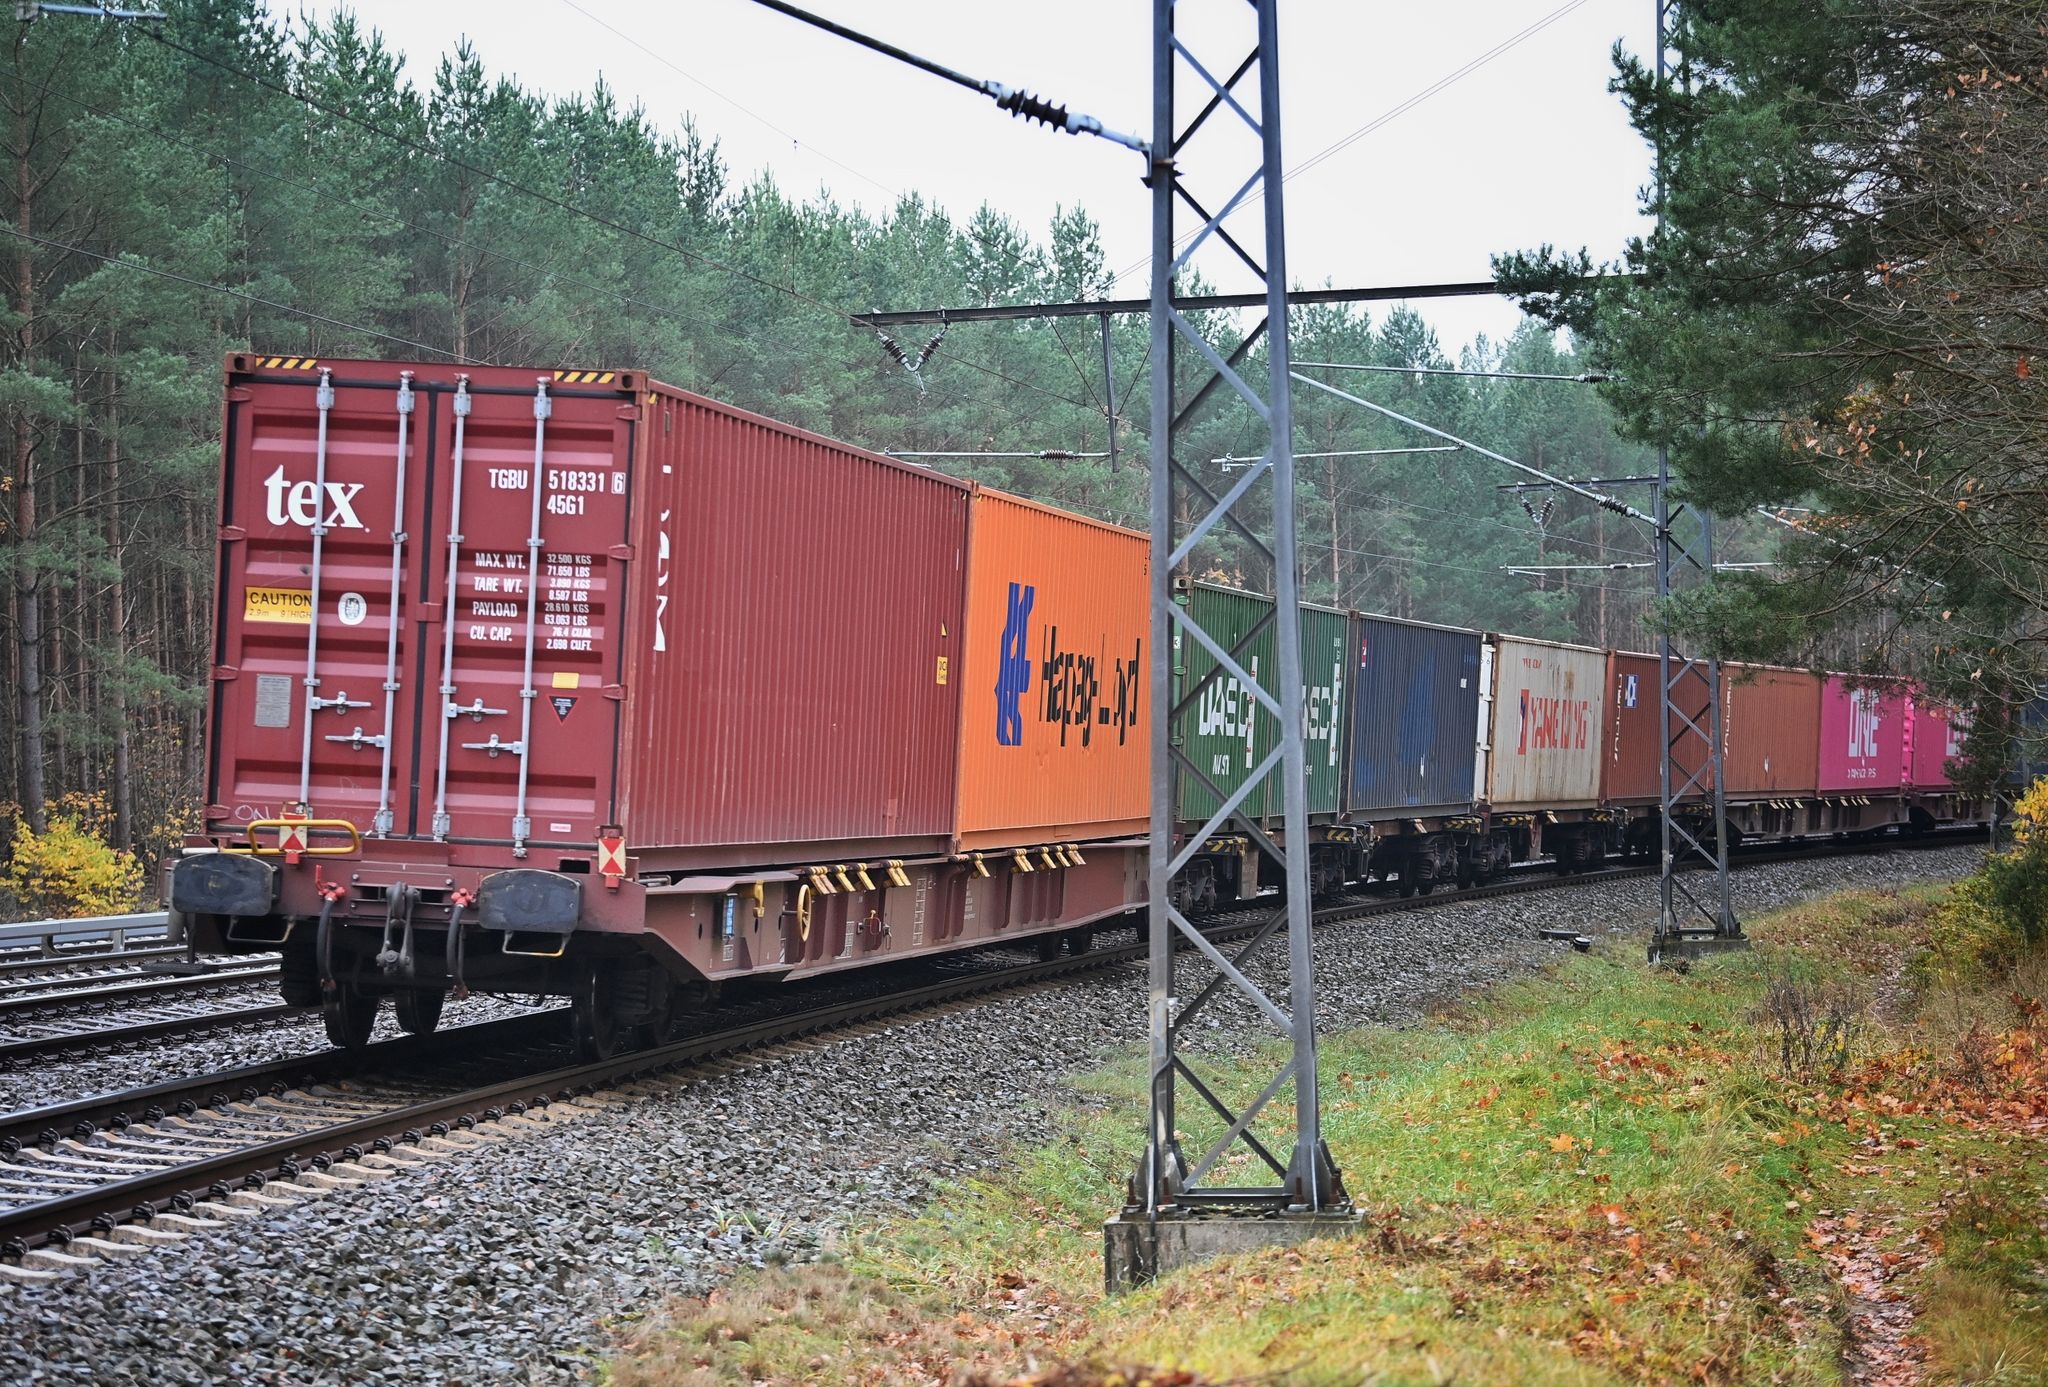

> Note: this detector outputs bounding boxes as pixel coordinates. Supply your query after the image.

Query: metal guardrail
[0,911,176,955]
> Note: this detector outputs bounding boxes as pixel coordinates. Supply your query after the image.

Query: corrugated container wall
[620,385,971,860]
[1817,676,1909,793]
[1908,695,1964,790]
[1485,636,1607,808]
[1603,651,1710,805]
[1174,584,1350,825]
[952,489,1149,849]
[1344,614,1483,818]
[1719,664,1822,797]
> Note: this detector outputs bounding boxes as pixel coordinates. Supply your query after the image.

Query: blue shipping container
[1345,613,1483,818]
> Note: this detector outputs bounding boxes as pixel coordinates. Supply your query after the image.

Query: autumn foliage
[0,793,143,918]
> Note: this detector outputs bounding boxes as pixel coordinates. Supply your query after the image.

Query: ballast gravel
[0,994,561,1116]
[0,844,1983,1385]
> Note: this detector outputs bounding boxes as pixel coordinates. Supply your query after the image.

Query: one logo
[264,464,365,530]
[994,581,1034,746]
[336,592,368,626]
[1623,673,1638,708]
[1848,689,1881,760]
[551,696,576,721]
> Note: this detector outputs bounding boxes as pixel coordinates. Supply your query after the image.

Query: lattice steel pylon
[1650,460,1743,960]
[1647,0,1741,962]
[1131,0,1345,1221]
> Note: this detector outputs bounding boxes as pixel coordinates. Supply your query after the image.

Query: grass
[609,880,2048,1386]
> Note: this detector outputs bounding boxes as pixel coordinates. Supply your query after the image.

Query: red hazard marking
[597,832,627,881]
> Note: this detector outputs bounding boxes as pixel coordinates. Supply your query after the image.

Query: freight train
[168,357,1991,1053]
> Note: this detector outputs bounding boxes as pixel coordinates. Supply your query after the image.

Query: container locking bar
[370,371,415,838]
[447,697,507,721]
[431,377,472,840]
[462,734,525,759]
[309,690,372,714]
[294,367,337,814]
[509,378,550,858]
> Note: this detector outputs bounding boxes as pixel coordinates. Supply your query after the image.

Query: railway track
[0,1001,302,1065]
[0,962,281,1021]
[0,831,1984,1278]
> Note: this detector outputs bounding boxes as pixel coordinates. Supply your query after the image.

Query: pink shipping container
[1908,695,1966,790]
[1817,676,1908,794]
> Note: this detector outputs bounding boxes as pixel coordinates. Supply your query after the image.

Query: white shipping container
[1485,636,1608,808]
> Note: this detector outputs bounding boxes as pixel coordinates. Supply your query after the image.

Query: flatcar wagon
[172,354,1996,1054]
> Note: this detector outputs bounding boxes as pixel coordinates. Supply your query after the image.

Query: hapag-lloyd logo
[264,464,366,530]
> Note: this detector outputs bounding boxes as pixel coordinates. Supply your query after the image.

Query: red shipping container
[206,356,971,872]
[1908,694,1966,789]
[1719,664,1822,798]
[1817,676,1908,793]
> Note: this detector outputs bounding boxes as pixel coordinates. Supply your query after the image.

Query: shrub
[1,810,143,918]
[1921,776,2048,987]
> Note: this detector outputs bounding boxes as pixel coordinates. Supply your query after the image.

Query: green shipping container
[1173,582,1350,827]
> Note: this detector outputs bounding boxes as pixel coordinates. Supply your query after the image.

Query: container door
[421,377,632,851]
[211,369,426,840]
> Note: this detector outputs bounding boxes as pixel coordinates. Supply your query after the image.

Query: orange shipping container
[953,489,1150,849]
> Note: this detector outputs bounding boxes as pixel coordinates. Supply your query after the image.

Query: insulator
[876,334,910,368]
[996,88,1071,133]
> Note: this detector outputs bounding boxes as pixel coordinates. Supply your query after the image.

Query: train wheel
[572,962,623,1062]
[1036,933,1063,962]
[322,983,379,1051]
[1065,928,1093,955]
[395,987,445,1036]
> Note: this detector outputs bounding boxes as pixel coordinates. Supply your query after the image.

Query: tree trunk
[11,29,46,831]
[106,355,132,849]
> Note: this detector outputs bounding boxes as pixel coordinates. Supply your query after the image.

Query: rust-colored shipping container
[203,356,972,872]
[1718,663,1822,798]
[1603,651,1710,805]
[952,489,1149,849]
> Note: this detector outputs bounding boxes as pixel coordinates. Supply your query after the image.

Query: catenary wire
[560,0,1127,412]
[1108,0,1591,290]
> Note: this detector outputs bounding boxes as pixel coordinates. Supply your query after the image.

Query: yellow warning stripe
[552,370,618,385]
[258,356,320,370]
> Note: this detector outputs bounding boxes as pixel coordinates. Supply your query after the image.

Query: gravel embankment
[0,994,562,1115]
[0,845,1982,1386]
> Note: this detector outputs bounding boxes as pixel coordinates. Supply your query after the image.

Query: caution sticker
[244,586,313,624]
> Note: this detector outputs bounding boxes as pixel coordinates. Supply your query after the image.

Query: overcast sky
[311,1,1655,354]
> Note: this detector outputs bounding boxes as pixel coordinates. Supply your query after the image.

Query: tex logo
[264,465,366,530]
